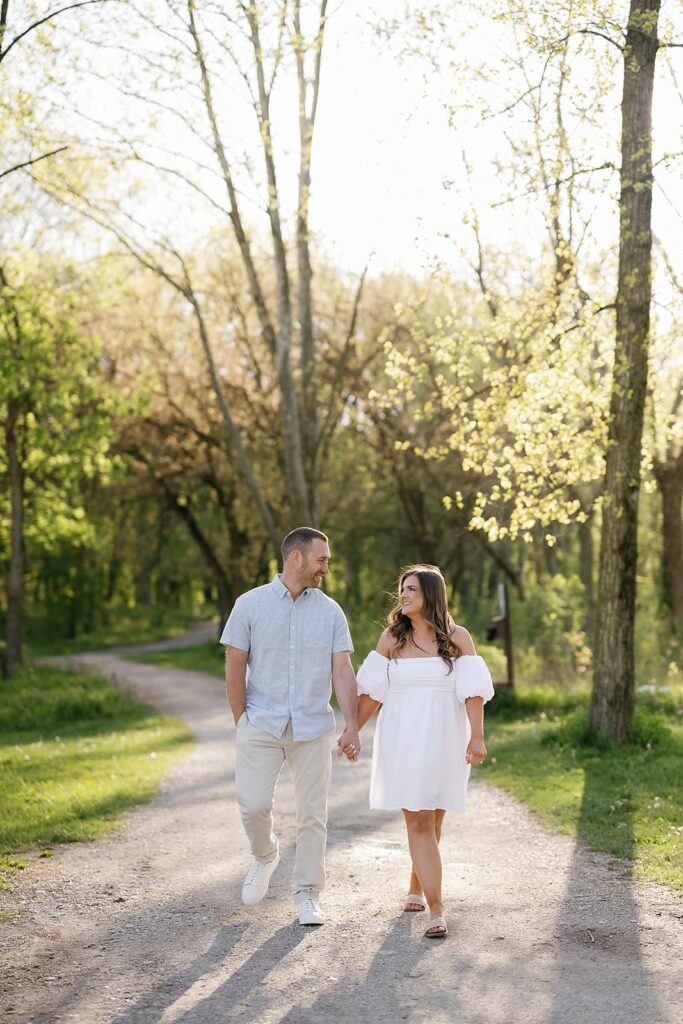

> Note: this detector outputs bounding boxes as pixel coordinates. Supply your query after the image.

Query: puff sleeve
[454,655,495,704]
[356,651,390,703]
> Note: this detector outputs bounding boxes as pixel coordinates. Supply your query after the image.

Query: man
[221,527,361,926]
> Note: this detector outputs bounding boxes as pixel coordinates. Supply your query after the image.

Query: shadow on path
[276,916,431,1024]
[544,756,664,1023]
[165,924,308,1024]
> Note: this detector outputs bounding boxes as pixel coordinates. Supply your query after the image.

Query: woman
[341,565,494,938]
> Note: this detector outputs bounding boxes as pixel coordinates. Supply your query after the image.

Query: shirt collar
[272,574,310,599]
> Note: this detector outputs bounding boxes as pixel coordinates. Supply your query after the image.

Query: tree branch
[552,28,624,53]
[0,145,68,180]
[0,0,113,64]
[186,0,278,358]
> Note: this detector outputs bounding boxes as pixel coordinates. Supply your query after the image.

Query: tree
[589,0,662,742]
[0,260,114,675]
[379,0,681,733]
[0,1,110,180]
[651,252,683,632]
[36,0,363,552]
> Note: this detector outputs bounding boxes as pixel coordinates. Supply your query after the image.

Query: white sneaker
[241,852,280,906]
[297,896,325,926]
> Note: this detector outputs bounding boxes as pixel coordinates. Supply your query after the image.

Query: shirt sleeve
[219,596,251,651]
[332,604,354,653]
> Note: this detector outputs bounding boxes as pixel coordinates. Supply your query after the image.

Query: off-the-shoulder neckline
[368,651,481,662]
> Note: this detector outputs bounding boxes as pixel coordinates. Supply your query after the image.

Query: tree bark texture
[590,0,660,742]
[654,454,683,629]
[5,398,24,677]
[578,515,595,640]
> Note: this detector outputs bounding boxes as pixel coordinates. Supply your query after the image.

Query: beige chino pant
[235,714,333,901]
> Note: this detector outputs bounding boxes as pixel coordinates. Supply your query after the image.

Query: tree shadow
[275,916,436,1024]
[166,923,309,1024]
[543,755,664,1022]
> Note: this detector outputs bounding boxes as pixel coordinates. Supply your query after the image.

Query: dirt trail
[1,638,681,1024]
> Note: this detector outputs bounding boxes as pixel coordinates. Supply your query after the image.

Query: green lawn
[131,635,507,679]
[0,666,193,889]
[129,640,225,676]
[482,686,683,890]
[27,609,207,657]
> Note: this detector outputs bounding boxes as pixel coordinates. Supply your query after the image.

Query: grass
[132,630,509,680]
[129,640,224,676]
[0,666,193,889]
[26,608,208,657]
[483,683,683,891]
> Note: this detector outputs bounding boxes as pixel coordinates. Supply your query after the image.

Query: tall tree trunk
[5,398,24,677]
[590,0,660,742]
[294,1,328,520]
[654,453,683,629]
[578,515,595,640]
[187,0,311,529]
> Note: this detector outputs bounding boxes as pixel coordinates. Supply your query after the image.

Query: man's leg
[235,719,285,863]
[285,724,333,904]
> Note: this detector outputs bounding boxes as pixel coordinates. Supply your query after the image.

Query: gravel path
[1,639,681,1024]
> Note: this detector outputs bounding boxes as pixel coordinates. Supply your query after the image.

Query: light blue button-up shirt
[220,574,354,741]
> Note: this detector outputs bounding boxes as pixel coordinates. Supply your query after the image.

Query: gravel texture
[1,635,681,1024]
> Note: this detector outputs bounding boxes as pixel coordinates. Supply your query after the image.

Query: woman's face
[400,574,424,617]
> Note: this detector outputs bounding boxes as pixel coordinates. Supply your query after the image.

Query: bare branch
[317,259,370,462]
[491,161,616,209]
[186,0,278,358]
[0,1,10,52]
[552,28,624,53]
[267,1,288,95]
[0,0,113,64]
[0,145,68,180]
[181,267,281,551]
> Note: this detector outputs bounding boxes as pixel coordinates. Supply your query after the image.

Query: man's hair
[281,527,328,562]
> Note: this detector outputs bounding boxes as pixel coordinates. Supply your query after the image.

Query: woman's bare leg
[405,809,446,909]
[403,810,445,933]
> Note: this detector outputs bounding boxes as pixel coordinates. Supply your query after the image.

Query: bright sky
[24,0,683,289]
[307,0,683,278]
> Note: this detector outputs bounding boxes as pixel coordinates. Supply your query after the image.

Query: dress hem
[370,803,467,814]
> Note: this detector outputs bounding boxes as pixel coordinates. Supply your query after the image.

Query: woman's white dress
[357,652,495,812]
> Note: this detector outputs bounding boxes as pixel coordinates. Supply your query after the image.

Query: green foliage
[375,276,610,545]
[487,681,588,722]
[0,267,117,553]
[541,706,672,751]
[0,666,143,732]
[27,607,202,657]
[513,574,592,680]
[0,666,192,888]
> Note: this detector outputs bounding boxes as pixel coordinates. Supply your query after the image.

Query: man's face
[299,539,331,588]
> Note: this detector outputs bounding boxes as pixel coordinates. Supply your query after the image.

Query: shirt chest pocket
[303,622,334,660]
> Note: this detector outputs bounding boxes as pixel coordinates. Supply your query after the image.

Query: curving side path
[1,635,681,1024]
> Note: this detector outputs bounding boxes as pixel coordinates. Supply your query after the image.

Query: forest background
[1,0,682,741]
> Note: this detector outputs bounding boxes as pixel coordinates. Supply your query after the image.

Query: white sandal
[403,893,428,912]
[425,916,448,938]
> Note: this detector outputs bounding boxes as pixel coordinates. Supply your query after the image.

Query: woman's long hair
[387,564,462,671]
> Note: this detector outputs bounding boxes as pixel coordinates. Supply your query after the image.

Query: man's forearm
[333,667,359,728]
[225,669,247,724]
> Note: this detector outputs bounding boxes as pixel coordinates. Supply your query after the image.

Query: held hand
[336,726,361,762]
[466,735,487,766]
